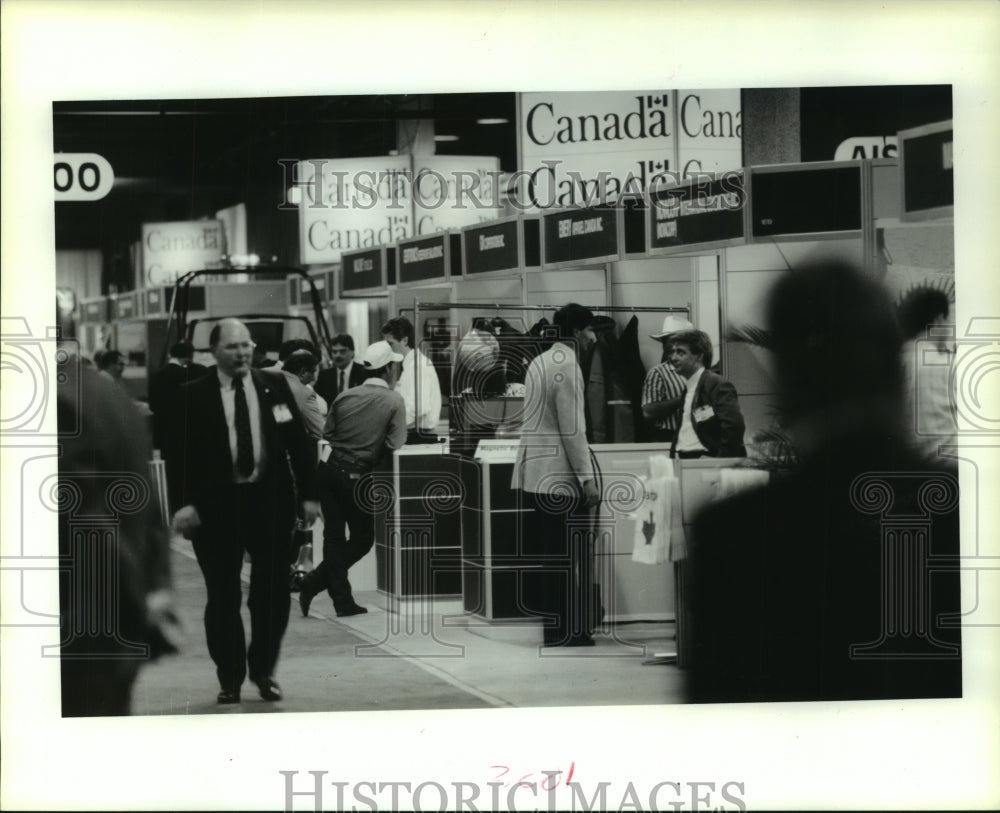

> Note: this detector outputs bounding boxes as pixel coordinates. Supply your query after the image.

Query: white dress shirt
[217,369,264,482]
[675,366,708,453]
[398,349,442,433]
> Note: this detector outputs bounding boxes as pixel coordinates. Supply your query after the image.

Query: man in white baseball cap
[299,340,405,618]
[642,314,694,443]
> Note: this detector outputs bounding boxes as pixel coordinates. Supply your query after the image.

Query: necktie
[338,369,345,395]
[233,376,254,478]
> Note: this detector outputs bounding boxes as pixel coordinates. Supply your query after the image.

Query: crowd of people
[63,263,961,710]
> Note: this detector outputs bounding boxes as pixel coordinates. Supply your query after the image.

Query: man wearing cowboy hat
[641,314,694,443]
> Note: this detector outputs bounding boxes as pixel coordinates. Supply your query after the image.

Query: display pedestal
[461,442,544,622]
[375,445,465,606]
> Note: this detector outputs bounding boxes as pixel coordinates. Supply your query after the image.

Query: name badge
[272,403,293,424]
[693,405,715,423]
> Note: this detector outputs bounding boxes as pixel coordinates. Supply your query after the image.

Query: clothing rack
[403,302,691,437]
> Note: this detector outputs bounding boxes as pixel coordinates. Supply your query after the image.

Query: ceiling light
[434,134,459,142]
[476,118,509,125]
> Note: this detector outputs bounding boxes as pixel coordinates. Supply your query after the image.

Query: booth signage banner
[649,173,746,250]
[141,219,225,287]
[519,90,741,210]
[296,155,414,264]
[900,121,953,218]
[463,219,521,275]
[749,165,863,238]
[341,247,384,293]
[541,206,619,267]
[413,155,503,235]
[114,297,135,319]
[397,233,449,284]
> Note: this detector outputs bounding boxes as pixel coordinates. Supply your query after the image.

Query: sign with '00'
[54,153,114,201]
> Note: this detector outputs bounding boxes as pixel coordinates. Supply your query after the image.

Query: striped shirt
[641,362,686,432]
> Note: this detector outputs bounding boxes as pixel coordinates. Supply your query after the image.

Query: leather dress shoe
[299,587,314,617]
[217,689,241,704]
[335,602,368,618]
[252,676,282,701]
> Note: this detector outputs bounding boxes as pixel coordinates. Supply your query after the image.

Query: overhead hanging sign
[413,155,503,235]
[648,172,746,253]
[293,155,414,264]
[462,217,525,276]
[749,163,863,240]
[540,206,620,269]
[899,119,953,221]
[340,246,388,294]
[141,219,225,287]
[396,232,457,286]
[518,89,742,210]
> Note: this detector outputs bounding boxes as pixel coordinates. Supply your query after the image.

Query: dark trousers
[525,491,596,644]
[304,461,375,609]
[192,481,292,691]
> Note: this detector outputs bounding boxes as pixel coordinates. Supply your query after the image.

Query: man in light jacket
[512,303,602,647]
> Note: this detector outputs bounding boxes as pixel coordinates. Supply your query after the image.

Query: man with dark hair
[512,303,602,647]
[149,341,208,446]
[382,316,442,444]
[299,340,406,618]
[687,261,961,703]
[896,286,957,463]
[171,318,318,704]
[314,333,370,405]
[149,340,209,511]
[668,329,746,459]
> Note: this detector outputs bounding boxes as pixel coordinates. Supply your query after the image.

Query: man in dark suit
[667,329,747,459]
[171,318,318,704]
[148,341,208,510]
[314,333,370,406]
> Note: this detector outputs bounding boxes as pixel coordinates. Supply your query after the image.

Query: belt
[326,451,372,474]
[676,450,706,459]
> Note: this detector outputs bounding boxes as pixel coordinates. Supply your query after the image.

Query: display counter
[375,444,468,603]
[461,441,541,621]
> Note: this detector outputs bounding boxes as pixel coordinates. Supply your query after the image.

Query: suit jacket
[671,369,747,457]
[173,368,317,519]
[314,363,371,406]
[511,343,593,494]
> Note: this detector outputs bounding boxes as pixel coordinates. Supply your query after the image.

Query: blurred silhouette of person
[896,285,958,466]
[96,348,125,384]
[58,355,178,716]
[687,260,961,703]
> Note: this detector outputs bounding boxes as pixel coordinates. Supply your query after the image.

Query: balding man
[171,319,318,704]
